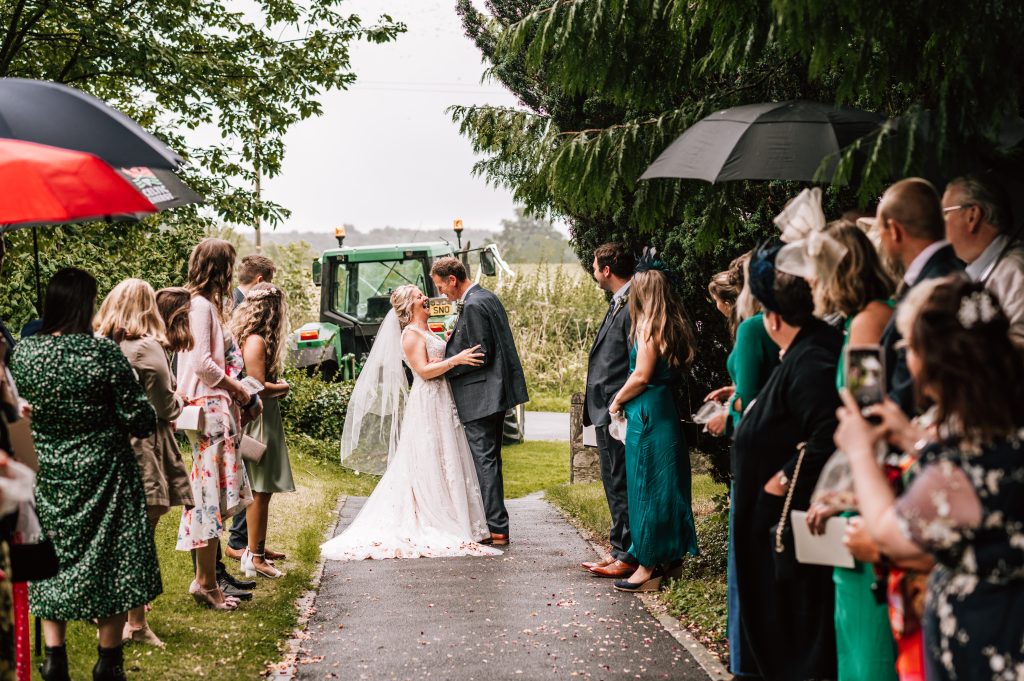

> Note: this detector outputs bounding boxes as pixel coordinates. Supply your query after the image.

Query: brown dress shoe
[581,556,614,571]
[487,533,509,546]
[223,545,245,561]
[588,559,637,578]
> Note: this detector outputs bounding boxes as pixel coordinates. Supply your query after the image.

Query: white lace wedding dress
[321,326,501,560]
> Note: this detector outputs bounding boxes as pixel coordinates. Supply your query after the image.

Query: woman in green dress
[229,283,294,579]
[608,262,698,591]
[804,222,898,681]
[11,268,161,681]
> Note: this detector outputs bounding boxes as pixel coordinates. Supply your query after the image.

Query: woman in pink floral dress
[176,238,257,611]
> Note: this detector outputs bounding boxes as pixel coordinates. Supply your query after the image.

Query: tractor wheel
[502,404,525,445]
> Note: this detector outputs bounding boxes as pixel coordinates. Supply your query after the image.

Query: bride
[320,284,502,560]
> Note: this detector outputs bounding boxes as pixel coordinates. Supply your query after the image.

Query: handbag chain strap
[774,442,807,554]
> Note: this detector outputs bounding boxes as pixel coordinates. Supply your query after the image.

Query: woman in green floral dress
[10,268,161,681]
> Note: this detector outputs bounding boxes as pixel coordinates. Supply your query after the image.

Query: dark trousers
[228,510,248,550]
[594,424,635,564]
[463,411,509,534]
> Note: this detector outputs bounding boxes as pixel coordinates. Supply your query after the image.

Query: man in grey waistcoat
[431,257,528,545]
[582,243,637,578]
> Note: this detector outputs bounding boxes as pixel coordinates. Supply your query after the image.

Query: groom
[430,257,528,545]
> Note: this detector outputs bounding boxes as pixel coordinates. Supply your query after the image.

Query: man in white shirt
[942,174,1024,344]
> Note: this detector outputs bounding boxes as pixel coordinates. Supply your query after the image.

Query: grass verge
[502,439,570,498]
[545,473,731,663]
[30,438,372,681]
[526,393,571,413]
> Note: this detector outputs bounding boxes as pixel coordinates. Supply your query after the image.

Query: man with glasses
[873,178,964,414]
[942,174,1024,343]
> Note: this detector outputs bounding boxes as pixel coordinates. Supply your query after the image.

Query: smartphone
[844,345,886,416]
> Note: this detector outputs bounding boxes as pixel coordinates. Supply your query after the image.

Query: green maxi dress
[622,345,698,566]
[834,311,897,681]
[11,334,162,621]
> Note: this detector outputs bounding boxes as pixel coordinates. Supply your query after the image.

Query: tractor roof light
[299,329,319,341]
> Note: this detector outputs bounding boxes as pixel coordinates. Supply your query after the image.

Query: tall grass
[486,263,606,412]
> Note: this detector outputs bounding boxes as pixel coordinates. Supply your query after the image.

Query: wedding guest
[225,254,277,562]
[874,178,963,413]
[706,252,779,678]
[581,243,638,578]
[11,268,160,681]
[836,277,1024,681]
[608,261,698,592]
[233,254,276,308]
[805,222,898,681]
[229,283,294,579]
[941,173,1024,343]
[95,279,194,648]
[176,238,256,611]
[731,242,840,681]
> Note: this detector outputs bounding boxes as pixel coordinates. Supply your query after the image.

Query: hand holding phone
[844,346,886,423]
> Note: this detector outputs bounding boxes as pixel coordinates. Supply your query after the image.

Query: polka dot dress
[11,334,162,621]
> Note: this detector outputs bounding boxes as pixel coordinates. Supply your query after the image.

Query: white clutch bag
[608,413,627,443]
[174,405,205,432]
[239,434,266,464]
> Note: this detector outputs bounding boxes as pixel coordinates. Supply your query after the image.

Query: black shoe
[40,644,70,681]
[218,569,256,591]
[93,644,126,681]
[218,577,254,601]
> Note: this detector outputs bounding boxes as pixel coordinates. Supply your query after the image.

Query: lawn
[30,439,372,681]
[545,472,731,662]
[30,438,569,679]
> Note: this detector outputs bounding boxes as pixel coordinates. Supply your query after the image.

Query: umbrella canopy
[0,139,157,231]
[0,78,182,170]
[640,100,884,184]
[116,166,204,210]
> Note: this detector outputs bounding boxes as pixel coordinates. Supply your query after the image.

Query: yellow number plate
[429,298,453,317]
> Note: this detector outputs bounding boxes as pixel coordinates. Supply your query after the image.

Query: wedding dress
[321,318,500,560]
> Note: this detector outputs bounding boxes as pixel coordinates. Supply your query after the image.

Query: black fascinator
[748,239,784,313]
[634,247,680,288]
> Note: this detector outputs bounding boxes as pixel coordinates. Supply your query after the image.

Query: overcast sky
[259,0,532,235]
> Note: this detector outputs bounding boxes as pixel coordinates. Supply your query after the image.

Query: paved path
[524,411,569,441]
[294,495,711,681]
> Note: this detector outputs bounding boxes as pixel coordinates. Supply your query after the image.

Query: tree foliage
[490,208,574,263]
[0,0,404,228]
[455,0,1024,482]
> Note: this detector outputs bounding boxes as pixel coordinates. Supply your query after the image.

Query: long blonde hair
[229,283,288,380]
[629,269,696,369]
[95,278,166,342]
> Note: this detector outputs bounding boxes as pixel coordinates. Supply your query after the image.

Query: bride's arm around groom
[430,257,528,543]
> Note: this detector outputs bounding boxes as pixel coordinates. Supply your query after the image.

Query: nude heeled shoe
[189,580,240,611]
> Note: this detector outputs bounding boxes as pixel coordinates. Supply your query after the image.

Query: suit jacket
[584,297,632,427]
[445,286,529,423]
[882,244,964,414]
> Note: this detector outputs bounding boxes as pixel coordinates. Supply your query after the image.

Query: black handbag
[768,443,806,582]
[9,502,59,583]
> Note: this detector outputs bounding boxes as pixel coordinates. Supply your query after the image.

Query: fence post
[569,393,601,483]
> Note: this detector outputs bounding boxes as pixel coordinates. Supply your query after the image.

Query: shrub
[280,368,354,442]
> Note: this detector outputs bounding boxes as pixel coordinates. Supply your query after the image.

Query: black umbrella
[640,100,884,184]
[0,78,182,169]
[116,166,204,211]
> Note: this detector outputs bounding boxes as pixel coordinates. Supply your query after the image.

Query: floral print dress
[895,435,1024,681]
[175,296,252,550]
[10,334,162,620]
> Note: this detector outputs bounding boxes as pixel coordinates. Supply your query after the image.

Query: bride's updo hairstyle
[390,284,420,327]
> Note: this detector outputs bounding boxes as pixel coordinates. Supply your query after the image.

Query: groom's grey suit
[445,284,529,535]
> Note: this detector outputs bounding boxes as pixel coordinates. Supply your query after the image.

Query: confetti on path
[291,494,713,681]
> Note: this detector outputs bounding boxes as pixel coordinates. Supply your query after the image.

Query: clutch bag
[239,434,267,464]
[174,405,205,432]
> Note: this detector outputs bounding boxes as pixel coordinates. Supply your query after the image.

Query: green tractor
[290,230,525,443]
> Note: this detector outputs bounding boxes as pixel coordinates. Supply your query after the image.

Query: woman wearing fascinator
[730,240,843,681]
[607,250,698,592]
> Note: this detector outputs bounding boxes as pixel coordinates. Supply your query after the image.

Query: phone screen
[845,346,886,412]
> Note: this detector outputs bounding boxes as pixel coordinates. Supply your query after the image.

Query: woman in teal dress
[608,263,698,591]
[11,268,161,681]
[804,222,898,681]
